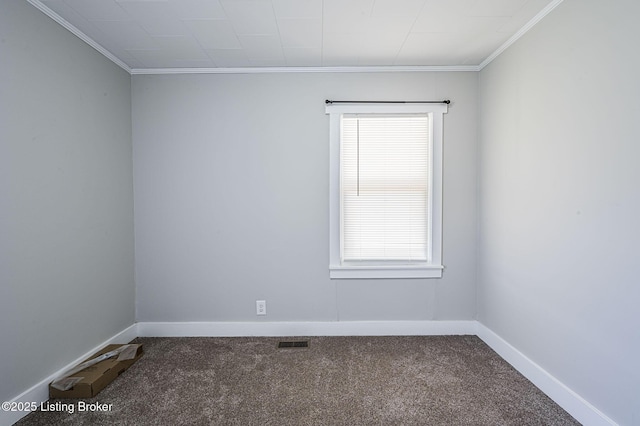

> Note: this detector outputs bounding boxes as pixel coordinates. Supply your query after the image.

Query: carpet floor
[16,336,580,425]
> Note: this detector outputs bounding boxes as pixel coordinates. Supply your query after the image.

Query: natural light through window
[327,102,447,279]
[341,114,430,262]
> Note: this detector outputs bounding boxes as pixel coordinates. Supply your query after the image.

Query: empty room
[1,0,638,425]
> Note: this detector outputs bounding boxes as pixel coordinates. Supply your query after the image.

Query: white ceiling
[30,0,560,72]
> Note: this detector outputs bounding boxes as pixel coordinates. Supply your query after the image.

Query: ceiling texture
[28,0,561,73]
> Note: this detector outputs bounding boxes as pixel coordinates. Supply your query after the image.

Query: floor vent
[277,340,309,349]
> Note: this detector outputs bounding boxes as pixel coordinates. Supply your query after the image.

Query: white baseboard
[1,324,137,426]
[136,320,477,337]
[476,323,617,426]
[3,321,616,426]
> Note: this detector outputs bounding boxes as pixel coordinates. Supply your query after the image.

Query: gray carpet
[16,336,580,425]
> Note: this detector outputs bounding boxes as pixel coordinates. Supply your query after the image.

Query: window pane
[341,114,430,261]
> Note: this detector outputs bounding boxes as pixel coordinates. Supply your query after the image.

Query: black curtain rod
[326,99,450,105]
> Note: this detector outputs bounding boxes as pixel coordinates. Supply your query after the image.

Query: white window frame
[327,102,447,279]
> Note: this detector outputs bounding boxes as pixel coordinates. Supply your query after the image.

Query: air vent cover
[277,340,309,349]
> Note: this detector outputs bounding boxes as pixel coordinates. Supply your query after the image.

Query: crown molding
[479,0,565,70]
[130,65,479,75]
[27,0,564,75]
[26,0,132,74]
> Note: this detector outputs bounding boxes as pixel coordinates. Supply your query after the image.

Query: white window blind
[340,113,431,262]
[327,101,446,279]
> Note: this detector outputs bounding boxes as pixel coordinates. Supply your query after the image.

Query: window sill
[329,264,444,279]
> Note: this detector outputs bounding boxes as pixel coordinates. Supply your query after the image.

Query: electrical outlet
[256,300,266,316]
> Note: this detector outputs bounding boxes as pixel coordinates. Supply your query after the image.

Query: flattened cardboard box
[49,344,143,399]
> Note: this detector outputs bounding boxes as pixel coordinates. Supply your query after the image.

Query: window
[327,102,447,279]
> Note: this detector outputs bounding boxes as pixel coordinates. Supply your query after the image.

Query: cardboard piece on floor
[49,344,143,399]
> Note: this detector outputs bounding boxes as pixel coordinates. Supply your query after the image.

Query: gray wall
[132,72,477,323]
[12,0,639,422]
[477,0,640,424]
[0,0,134,403]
